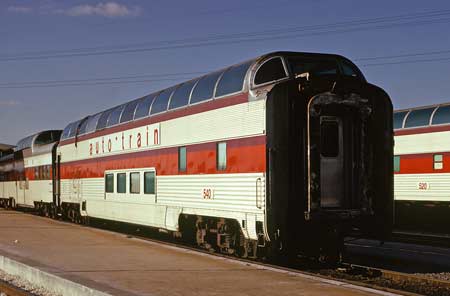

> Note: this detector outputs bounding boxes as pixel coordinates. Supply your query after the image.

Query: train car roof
[60,51,365,141]
[15,130,62,152]
[394,102,450,130]
[0,143,14,151]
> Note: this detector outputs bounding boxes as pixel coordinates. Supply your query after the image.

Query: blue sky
[1,0,450,144]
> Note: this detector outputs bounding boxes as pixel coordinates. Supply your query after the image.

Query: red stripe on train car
[395,152,450,174]
[60,136,266,179]
[59,93,249,146]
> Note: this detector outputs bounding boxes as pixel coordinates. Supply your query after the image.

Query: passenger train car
[0,131,61,211]
[394,103,450,234]
[0,51,393,260]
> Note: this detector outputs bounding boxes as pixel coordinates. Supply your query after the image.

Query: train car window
[107,105,126,127]
[169,80,197,110]
[97,109,113,130]
[394,155,400,173]
[217,142,227,170]
[120,99,140,123]
[85,113,102,134]
[151,88,174,115]
[61,123,73,140]
[288,57,338,77]
[393,111,408,129]
[130,172,140,194]
[144,172,156,194]
[78,117,90,135]
[117,173,126,193]
[68,120,81,138]
[404,108,434,128]
[432,105,450,125]
[215,62,251,97]
[434,154,443,170]
[34,167,38,180]
[340,60,361,78]
[190,71,223,104]
[179,147,187,172]
[134,94,156,120]
[105,174,114,193]
[320,121,339,157]
[35,132,52,146]
[254,57,287,86]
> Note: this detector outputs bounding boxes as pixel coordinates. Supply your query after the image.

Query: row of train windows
[178,142,227,172]
[394,154,444,172]
[394,105,450,129]
[61,61,257,140]
[105,172,156,195]
[34,165,51,180]
[61,56,302,141]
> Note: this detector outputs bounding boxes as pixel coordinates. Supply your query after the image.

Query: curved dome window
[107,105,126,127]
[432,105,450,125]
[254,57,287,86]
[169,80,198,110]
[151,88,175,115]
[215,62,251,97]
[393,111,408,129]
[404,108,434,128]
[190,71,223,104]
[134,94,156,120]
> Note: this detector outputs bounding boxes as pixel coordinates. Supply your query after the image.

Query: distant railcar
[394,104,450,234]
[0,131,61,212]
[0,52,393,260]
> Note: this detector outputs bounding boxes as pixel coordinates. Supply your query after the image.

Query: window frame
[189,71,224,106]
[434,154,443,170]
[144,171,156,195]
[216,142,227,171]
[134,94,157,120]
[169,80,198,111]
[105,173,114,193]
[252,56,289,88]
[117,173,126,194]
[178,146,187,172]
[394,156,401,173]
[214,61,252,99]
[129,172,140,194]
[150,88,175,115]
[403,108,435,129]
[431,105,450,126]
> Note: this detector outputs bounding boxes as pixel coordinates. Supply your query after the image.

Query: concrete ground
[0,210,398,296]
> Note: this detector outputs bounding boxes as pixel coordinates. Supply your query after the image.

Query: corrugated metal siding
[395,173,450,201]
[157,173,265,214]
[395,131,450,155]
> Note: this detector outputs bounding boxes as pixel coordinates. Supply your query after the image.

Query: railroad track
[392,231,450,248]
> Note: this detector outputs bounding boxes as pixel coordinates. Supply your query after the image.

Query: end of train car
[265,71,393,260]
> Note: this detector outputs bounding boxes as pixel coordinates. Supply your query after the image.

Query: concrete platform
[0,210,398,296]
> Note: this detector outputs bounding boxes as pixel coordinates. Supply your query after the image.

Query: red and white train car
[0,131,61,211]
[0,52,393,260]
[394,104,450,234]
[54,51,393,258]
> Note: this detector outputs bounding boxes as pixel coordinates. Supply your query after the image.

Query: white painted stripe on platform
[0,255,112,296]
